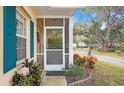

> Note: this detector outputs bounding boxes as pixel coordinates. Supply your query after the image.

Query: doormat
[46,71,64,76]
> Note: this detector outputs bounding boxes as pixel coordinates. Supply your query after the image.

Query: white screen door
[44,27,65,71]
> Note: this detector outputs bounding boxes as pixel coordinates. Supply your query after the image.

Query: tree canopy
[73,6,124,50]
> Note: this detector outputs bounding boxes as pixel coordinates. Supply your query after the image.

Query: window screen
[65,18,69,53]
[16,10,26,61]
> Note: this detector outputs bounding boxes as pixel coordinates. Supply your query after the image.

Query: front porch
[0,6,78,86]
[32,6,77,71]
[36,17,72,71]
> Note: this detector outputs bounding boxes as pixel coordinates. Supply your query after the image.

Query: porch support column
[43,18,46,70]
[69,17,73,65]
[63,18,65,68]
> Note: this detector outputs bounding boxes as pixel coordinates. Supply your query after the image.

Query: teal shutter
[30,20,34,58]
[4,6,16,73]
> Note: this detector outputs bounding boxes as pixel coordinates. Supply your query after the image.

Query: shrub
[73,54,80,61]
[73,54,82,65]
[12,59,43,86]
[12,72,32,86]
[97,48,103,52]
[82,56,97,70]
[64,65,85,77]
[120,49,124,53]
[30,64,43,86]
[87,56,97,70]
[17,75,32,86]
[22,58,34,68]
[107,48,116,52]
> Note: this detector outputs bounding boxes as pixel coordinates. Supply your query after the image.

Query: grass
[92,50,124,60]
[74,48,124,60]
[74,48,89,50]
[95,61,124,85]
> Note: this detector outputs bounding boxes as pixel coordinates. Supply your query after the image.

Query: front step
[46,71,64,76]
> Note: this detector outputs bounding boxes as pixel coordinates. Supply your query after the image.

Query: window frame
[16,10,27,64]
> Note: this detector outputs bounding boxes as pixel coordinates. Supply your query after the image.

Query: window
[16,10,27,61]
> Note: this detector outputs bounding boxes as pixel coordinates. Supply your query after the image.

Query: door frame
[44,26,65,71]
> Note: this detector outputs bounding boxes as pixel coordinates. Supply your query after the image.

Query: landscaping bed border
[68,71,93,86]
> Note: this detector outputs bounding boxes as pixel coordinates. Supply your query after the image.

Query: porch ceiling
[31,6,82,17]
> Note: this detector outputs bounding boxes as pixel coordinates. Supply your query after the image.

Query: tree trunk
[87,42,93,57]
[104,26,112,51]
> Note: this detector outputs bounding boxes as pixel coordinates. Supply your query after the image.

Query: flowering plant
[74,54,97,71]
[73,54,81,61]
[73,54,82,65]
[82,56,87,65]
[87,56,97,70]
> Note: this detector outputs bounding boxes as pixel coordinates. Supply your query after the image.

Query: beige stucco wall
[0,7,3,76]
[0,63,25,86]
[24,6,37,62]
[0,6,37,86]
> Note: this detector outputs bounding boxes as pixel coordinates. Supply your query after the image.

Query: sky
[73,10,106,30]
[73,9,91,23]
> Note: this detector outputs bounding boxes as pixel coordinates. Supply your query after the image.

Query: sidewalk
[41,76,67,86]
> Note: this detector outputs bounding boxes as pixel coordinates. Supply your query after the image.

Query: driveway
[74,50,124,68]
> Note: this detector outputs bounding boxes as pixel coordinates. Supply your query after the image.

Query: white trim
[16,34,27,39]
[69,17,73,65]
[44,24,65,71]
[16,47,26,49]
[44,65,64,71]
[37,53,44,55]
[44,18,46,68]
[46,49,63,51]
[45,26,64,29]
[16,58,25,65]
[63,18,65,69]
[37,16,70,18]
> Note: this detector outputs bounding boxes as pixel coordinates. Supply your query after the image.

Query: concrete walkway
[41,76,67,86]
[74,50,124,68]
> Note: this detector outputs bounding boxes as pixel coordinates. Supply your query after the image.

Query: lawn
[95,61,124,85]
[74,48,89,51]
[92,50,124,60]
